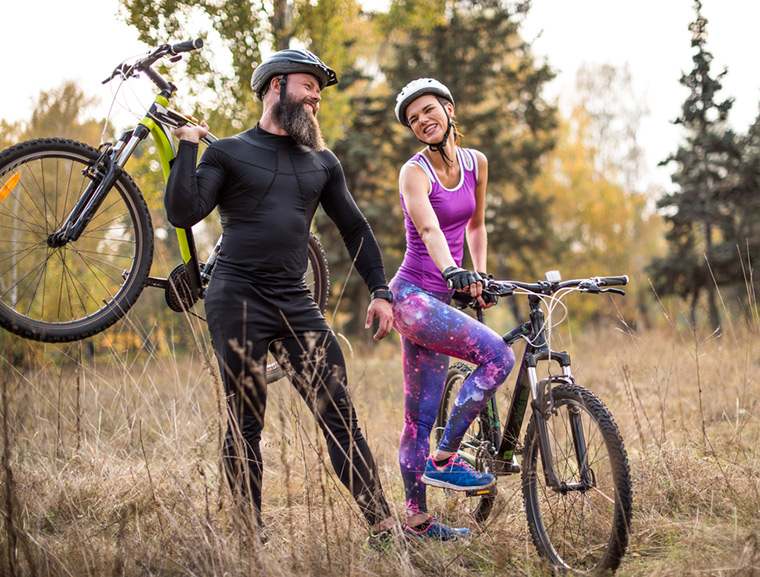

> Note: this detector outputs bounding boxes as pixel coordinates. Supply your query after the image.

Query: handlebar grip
[170,38,204,55]
[600,275,629,287]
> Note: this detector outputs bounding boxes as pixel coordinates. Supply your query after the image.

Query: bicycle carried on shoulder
[436,272,632,574]
[0,40,330,382]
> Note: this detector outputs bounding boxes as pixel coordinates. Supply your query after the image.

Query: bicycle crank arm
[146,276,168,289]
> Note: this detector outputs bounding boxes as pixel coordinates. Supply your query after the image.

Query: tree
[23,82,102,144]
[119,0,267,134]
[118,0,376,140]
[572,63,649,193]
[118,0,558,337]
[651,0,741,330]
[533,107,665,328]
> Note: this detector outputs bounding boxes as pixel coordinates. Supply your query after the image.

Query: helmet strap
[278,75,288,106]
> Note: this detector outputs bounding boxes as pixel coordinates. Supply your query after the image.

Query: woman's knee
[480,341,515,386]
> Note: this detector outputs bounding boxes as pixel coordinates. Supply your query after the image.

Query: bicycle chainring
[475,442,497,474]
[165,264,199,312]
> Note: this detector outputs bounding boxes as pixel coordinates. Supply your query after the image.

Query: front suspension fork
[529,364,593,493]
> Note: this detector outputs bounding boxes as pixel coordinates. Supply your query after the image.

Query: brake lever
[102,63,135,84]
[601,288,626,295]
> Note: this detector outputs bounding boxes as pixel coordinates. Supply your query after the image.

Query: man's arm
[319,159,393,339]
[165,122,223,228]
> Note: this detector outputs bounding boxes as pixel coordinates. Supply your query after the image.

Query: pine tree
[651,0,740,329]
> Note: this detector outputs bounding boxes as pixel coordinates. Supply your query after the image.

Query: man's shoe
[364,525,406,552]
[403,516,471,541]
[421,454,496,491]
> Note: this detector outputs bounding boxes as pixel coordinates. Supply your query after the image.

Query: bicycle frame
[488,294,582,491]
[47,87,219,301]
[131,93,219,298]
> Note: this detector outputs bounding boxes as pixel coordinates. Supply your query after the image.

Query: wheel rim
[433,365,497,523]
[526,397,624,571]
[0,149,144,332]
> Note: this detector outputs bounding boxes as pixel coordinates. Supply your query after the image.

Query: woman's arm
[399,163,458,272]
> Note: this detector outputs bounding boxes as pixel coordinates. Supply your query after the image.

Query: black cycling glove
[442,266,482,290]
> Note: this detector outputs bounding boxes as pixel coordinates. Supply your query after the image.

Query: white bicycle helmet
[251,49,338,100]
[394,78,454,127]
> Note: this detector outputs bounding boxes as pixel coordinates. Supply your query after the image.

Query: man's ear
[270,76,281,96]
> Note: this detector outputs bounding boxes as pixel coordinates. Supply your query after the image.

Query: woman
[389,78,515,540]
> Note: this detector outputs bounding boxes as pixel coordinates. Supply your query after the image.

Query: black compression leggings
[215,329,391,528]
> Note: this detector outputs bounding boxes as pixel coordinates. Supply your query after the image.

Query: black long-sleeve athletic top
[165,125,387,291]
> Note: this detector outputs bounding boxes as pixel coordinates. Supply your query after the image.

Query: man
[165,49,397,546]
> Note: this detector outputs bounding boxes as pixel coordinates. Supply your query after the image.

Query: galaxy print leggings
[389,276,515,517]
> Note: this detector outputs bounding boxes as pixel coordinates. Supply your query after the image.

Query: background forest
[2,1,760,576]
[6,0,759,348]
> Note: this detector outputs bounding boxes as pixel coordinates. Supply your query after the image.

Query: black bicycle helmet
[251,49,338,100]
[394,78,454,127]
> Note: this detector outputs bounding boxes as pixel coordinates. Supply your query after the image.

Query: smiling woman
[387,77,516,539]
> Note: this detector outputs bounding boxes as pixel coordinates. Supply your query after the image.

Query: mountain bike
[0,40,329,383]
[435,272,632,574]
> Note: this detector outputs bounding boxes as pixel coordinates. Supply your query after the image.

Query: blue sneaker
[421,454,496,491]
[403,516,471,541]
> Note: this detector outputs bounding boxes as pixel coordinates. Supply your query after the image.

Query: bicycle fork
[47,122,150,248]
[47,145,122,247]
[527,360,594,494]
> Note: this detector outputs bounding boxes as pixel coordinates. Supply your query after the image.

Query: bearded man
[164,50,398,547]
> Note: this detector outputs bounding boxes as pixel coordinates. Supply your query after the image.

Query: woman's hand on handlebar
[172,120,210,143]
[476,291,498,309]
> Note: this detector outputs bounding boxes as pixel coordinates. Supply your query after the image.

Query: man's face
[272,73,325,150]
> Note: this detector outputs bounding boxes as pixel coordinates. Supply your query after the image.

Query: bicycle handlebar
[102,38,204,87]
[485,274,629,298]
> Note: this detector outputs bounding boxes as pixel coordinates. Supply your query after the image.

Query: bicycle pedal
[464,486,498,498]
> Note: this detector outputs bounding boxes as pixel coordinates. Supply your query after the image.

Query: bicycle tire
[265,231,330,383]
[433,361,500,523]
[0,138,153,343]
[521,383,632,574]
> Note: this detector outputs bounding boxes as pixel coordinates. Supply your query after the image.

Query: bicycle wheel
[305,231,329,312]
[0,138,153,343]
[433,361,500,523]
[265,231,330,383]
[522,383,632,574]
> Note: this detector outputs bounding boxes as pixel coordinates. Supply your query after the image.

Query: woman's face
[405,94,453,143]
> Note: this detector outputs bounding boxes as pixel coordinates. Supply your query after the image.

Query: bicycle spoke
[0,140,152,340]
[524,384,630,573]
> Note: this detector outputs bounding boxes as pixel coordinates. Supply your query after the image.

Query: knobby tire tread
[522,383,632,574]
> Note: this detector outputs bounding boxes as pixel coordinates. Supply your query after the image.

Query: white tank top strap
[459,148,478,181]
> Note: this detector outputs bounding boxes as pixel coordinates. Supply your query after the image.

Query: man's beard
[273,90,325,151]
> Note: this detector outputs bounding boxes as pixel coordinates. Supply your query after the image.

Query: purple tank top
[396,148,479,292]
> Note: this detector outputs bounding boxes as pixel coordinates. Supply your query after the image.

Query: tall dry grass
[1,292,760,576]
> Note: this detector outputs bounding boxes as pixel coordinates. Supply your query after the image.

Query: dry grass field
[1,296,760,576]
